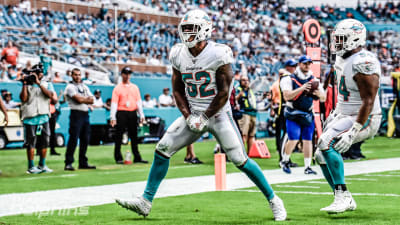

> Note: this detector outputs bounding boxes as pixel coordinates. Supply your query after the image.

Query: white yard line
[234,190,400,197]
[21,174,77,180]
[1,158,400,217]
[275,185,320,189]
[307,181,328,184]
[363,174,400,177]
[346,178,377,181]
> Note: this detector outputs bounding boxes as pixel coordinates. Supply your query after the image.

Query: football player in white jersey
[315,19,382,214]
[116,9,286,221]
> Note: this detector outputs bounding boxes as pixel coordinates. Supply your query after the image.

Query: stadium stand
[1,0,399,82]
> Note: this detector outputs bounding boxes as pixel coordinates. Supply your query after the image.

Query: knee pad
[155,141,172,158]
[225,149,247,166]
[314,149,326,165]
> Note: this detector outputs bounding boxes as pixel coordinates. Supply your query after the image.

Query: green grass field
[1,136,400,224]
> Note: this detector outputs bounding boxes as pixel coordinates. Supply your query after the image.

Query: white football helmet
[331,19,366,57]
[178,9,213,48]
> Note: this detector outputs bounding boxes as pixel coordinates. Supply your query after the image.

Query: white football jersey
[334,49,381,116]
[169,41,234,113]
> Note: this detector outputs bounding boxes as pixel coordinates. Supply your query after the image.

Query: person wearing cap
[279,55,325,175]
[4,92,21,109]
[64,68,96,171]
[110,67,147,164]
[142,94,158,108]
[92,89,104,108]
[270,60,298,165]
[158,87,175,107]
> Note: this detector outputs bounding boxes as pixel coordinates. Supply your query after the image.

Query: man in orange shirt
[110,67,148,164]
[1,41,19,67]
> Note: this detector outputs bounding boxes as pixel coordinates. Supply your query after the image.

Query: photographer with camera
[20,64,54,174]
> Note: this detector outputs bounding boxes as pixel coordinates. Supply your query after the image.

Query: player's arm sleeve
[215,45,234,68]
[168,45,180,70]
[352,56,381,76]
[136,87,145,119]
[110,88,119,120]
[65,85,76,98]
[279,76,292,91]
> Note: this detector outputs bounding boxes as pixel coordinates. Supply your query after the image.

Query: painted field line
[99,164,204,175]
[21,174,77,181]
[275,185,320,189]
[307,181,327,184]
[1,157,400,217]
[363,174,400,177]
[346,178,377,181]
[234,190,400,197]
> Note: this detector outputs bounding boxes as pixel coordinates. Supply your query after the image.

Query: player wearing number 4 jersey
[315,19,382,214]
[116,9,286,221]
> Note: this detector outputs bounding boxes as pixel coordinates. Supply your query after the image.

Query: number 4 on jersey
[339,76,350,101]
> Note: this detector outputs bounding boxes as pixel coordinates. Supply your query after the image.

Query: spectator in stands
[63,69,72,82]
[53,72,66,83]
[4,92,20,109]
[82,71,95,84]
[158,88,175,107]
[99,4,108,21]
[92,89,104,108]
[19,0,31,13]
[20,63,54,174]
[110,67,148,164]
[104,98,111,111]
[68,52,82,67]
[142,94,158,108]
[40,48,52,77]
[1,41,19,67]
[64,68,96,171]
[0,62,10,82]
[16,64,23,80]
[236,75,258,154]
[7,65,17,80]
[1,89,8,100]
[280,55,325,175]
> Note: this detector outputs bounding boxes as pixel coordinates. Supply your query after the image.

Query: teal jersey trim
[23,114,49,125]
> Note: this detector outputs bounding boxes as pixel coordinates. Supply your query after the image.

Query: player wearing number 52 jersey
[116,9,286,221]
[315,19,382,214]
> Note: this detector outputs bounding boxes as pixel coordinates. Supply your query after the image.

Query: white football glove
[334,122,363,153]
[186,113,209,133]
